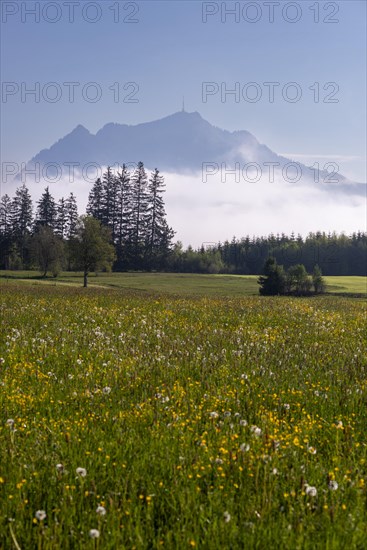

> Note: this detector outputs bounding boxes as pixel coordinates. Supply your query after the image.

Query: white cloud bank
[3,168,366,248]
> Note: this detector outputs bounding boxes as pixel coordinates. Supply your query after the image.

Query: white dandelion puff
[328,480,338,491]
[239,419,248,427]
[250,426,262,437]
[305,485,317,497]
[223,511,231,523]
[76,467,87,477]
[35,510,46,521]
[96,505,106,516]
[102,386,111,395]
[209,412,219,419]
[56,463,64,473]
[240,443,250,452]
[89,529,100,539]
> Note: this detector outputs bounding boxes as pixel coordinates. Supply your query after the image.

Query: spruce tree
[258,257,286,296]
[0,194,14,237]
[10,184,33,266]
[11,184,33,240]
[55,197,67,239]
[146,169,174,267]
[130,162,149,266]
[114,165,132,269]
[65,193,79,239]
[312,264,325,294]
[86,178,104,222]
[35,187,57,230]
[0,194,14,269]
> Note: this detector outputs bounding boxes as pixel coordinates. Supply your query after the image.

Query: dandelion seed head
[223,511,231,523]
[35,510,46,521]
[76,467,87,477]
[250,426,262,437]
[89,529,100,539]
[96,505,106,516]
[305,485,317,497]
[328,480,338,491]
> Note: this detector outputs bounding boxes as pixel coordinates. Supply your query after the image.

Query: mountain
[18,111,362,191]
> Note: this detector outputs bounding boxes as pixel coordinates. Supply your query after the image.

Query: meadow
[0,280,366,549]
[0,271,366,296]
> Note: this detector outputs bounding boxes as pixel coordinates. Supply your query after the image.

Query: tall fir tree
[55,197,67,239]
[115,165,131,247]
[0,194,13,237]
[130,162,149,265]
[35,187,57,230]
[0,194,14,269]
[10,184,33,266]
[11,184,33,240]
[114,165,132,269]
[65,192,79,239]
[86,178,103,222]
[146,169,174,267]
[101,167,119,242]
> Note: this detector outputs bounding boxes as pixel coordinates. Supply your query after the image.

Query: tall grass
[0,285,366,548]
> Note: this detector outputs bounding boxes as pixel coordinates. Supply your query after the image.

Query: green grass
[0,270,366,297]
[0,284,366,548]
[323,276,367,295]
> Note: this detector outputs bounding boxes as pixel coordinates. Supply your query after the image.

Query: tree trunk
[83,272,88,288]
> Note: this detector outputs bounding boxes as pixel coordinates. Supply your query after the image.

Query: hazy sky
[1,0,366,183]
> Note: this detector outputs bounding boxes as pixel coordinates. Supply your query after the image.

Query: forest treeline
[0,164,366,276]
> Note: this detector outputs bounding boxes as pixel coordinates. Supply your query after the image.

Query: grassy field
[0,270,366,297]
[0,282,366,549]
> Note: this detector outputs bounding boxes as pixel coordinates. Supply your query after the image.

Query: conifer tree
[146,169,175,267]
[130,162,149,265]
[65,192,79,239]
[35,187,56,230]
[86,178,103,222]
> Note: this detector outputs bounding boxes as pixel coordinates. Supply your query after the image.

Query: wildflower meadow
[0,283,366,548]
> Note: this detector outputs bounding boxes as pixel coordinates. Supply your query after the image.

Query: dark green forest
[1,164,366,276]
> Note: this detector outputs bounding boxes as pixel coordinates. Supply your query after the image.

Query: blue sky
[1,0,366,183]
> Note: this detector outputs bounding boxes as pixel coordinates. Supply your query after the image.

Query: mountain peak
[23,112,349,184]
[71,124,91,135]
